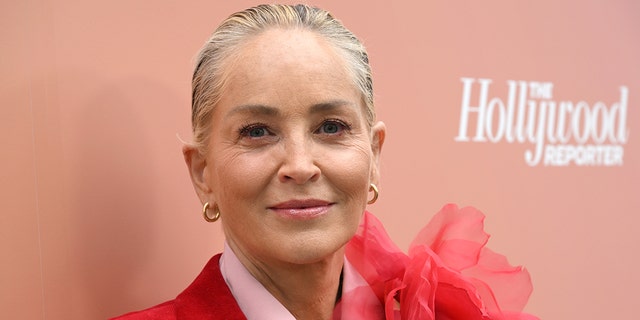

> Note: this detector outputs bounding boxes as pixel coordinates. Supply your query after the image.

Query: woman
[114,4,536,320]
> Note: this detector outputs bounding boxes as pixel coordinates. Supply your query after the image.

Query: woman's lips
[269,199,333,220]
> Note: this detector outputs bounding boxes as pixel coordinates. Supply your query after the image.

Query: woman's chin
[274,237,349,266]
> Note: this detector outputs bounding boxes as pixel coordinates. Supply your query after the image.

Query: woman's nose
[277,138,321,184]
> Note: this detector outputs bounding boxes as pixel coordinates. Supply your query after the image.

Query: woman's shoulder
[110,254,247,320]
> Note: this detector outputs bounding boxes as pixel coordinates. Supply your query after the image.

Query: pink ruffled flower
[341,204,538,320]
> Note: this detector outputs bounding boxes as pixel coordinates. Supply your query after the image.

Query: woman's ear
[182,145,212,204]
[370,121,386,184]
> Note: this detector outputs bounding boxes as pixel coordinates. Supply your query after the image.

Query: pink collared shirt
[219,243,381,319]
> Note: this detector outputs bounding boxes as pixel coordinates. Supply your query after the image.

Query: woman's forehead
[229,29,343,74]
[218,29,357,101]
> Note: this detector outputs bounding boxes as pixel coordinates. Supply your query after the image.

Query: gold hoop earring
[367,183,379,204]
[202,202,220,222]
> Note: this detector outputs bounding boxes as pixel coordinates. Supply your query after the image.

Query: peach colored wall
[2,0,638,319]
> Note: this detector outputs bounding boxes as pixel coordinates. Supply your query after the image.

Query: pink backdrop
[2,0,639,319]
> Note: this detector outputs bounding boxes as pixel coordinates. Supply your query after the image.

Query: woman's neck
[230,243,345,320]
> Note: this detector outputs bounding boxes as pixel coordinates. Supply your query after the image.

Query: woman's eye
[322,122,339,134]
[318,120,349,135]
[240,124,270,138]
[248,127,266,137]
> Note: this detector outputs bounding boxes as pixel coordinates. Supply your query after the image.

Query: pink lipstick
[269,199,333,220]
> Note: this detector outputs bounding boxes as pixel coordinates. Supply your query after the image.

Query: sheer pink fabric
[337,204,538,320]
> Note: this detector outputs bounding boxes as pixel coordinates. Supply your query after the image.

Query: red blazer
[111,254,247,320]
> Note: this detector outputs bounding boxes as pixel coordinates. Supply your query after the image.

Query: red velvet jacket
[111,254,247,320]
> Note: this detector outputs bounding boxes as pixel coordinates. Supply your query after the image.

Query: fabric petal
[345,211,409,300]
[410,204,489,270]
[463,248,535,316]
[399,250,436,320]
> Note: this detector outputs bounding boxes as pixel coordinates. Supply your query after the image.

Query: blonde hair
[190,4,374,153]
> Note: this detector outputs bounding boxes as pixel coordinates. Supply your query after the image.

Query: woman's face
[188,28,385,266]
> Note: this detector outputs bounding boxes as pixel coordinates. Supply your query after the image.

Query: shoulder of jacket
[110,300,176,320]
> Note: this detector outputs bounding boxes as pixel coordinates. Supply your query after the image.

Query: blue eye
[248,127,266,137]
[240,124,270,138]
[318,119,349,135]
[322,122,340,134]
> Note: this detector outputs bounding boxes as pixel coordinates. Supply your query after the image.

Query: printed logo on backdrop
[454,78,630,167]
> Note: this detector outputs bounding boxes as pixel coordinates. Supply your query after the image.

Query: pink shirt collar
[220,242,294,319]
[219,242,382,319]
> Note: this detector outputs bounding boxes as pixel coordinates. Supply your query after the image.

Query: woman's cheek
[325,145,372,198]
[215,150,274,196]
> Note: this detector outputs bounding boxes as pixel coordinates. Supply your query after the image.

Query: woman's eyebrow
[225,104,280,119]
[225,100,356,119]
[309,100,356,114]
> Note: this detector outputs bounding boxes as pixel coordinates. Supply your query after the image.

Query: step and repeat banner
[2,0,638,319]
